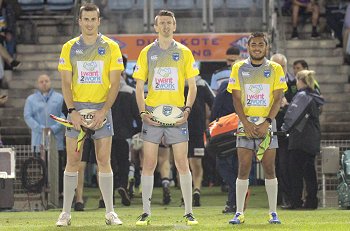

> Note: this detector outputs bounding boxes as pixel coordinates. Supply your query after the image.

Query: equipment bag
[337,150,350,209]
[204,113,239,158]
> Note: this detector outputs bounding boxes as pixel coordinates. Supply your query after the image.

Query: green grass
[1,186,350,230]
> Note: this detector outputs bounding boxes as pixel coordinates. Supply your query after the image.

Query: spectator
[281,70,324,210]
[110,64,142,206]
[291,0,320,39]
[210,46,241,93]
[24,74,65,154]
[209,80,238,213]
[292,59,321,96]
[271,53,296,208]
[325,1,348,48]
[185,76,214,207]
[0,0,20,69]
[344,3,350,62]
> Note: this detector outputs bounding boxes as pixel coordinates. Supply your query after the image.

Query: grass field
[1,186,350,230]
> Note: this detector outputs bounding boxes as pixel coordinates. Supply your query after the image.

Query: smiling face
[154,15,176,38]
[79,10,100,37]
[247,37,267,61]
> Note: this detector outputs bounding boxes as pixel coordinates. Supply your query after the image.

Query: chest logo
[264,70,271,78]
[98,47,106,55]
[172,52,179,61]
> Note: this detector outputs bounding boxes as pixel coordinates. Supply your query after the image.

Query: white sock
[141,175,154,215]
[180,172,193,215]
[236,178,249,213]
[265,178,278,213]
[99,172,114,213]
[62,171,78,213]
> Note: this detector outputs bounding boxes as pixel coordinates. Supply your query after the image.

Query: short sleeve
[184,49,199,79]
[109,41,125,71]
[132,48,149,81]
[273,64,288,92]
[226,63,240,93]
[58,43,72,71]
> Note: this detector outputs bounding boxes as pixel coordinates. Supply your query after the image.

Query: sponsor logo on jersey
[59,58,65,64]
[117,58,123,64]
[242,71,250,77]
[172,52,179,61]
[280,77,286,83]
[264,70,271,78]
[134,65,140,72]
[98,47,105,55]
[246,84,269,107]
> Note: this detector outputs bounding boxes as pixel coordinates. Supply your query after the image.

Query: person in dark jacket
[281,70,325,210]
[185,76,215,206]
[210,80,233,121]
[110,58,142,206]
[271,54,296,208]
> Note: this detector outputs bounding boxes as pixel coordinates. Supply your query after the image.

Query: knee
[142,159,157,172]
[96,156,110,168]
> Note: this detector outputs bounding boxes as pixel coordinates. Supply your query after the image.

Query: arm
[231,89,257,138]
[256,89,284,137]
[89,70,122,129]
[60,70,83,131]
[176,76,197,125]
[23,98,43,133]
[135,79,159,126]
[281,93,313,132]
[131,92,142,133]
[293,0,308,7]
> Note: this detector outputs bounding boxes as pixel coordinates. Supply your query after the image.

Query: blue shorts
[66,102,114,140]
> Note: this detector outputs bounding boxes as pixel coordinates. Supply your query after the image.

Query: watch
[265,117,272,124]
[68,108,76,114]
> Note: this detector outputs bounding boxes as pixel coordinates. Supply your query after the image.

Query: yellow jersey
[133,40,199,107]
[227,58,287,117]
[58,34,124,103]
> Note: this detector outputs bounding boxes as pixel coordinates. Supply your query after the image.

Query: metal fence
[5,140,350,210]
[4,133,60,211]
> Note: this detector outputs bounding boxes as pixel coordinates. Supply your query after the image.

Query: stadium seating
[46,0,74,11]
[18,0,44,11]
[108,0,133,11]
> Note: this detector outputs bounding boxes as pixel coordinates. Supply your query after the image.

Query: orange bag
[204,113,239,146]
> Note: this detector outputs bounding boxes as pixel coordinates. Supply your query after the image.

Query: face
[79,10,100,36]
[154,16,176,38]
[296,77,306,90]
[37,75,51,93]
[226,54,241,66]
[247,37,267,61]
[293,63,306,76]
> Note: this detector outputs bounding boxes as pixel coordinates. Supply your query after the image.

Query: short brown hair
[154,10,176,25]
[79,3,100,19]
[247,32,268,45]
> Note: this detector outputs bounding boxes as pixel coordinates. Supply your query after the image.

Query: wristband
[139,111,149,117]
[183,106,192,113]
[68,108,76,114]
[265,117,272,124]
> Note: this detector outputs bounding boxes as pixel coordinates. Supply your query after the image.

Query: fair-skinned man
[133,10,199,226]
[56,3,124,226]
[227,32,287,225]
